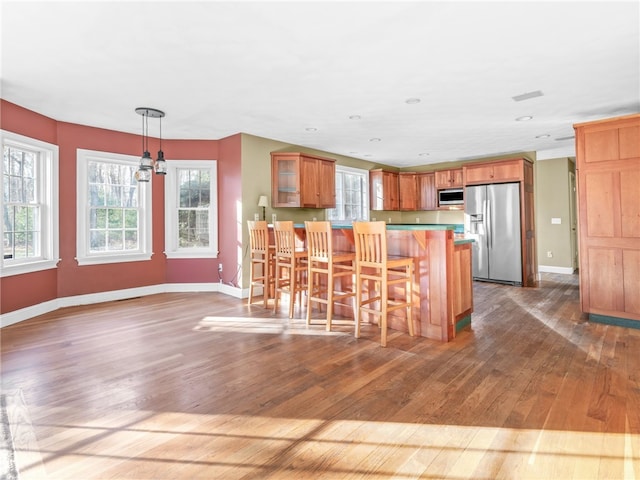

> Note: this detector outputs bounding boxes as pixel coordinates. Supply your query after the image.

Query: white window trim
[328,164,370,222]
[0,130,60,277]
[164,160,218,259]
[76,149,152,266]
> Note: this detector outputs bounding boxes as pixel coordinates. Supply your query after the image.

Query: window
[76,149,152,265]
[327,165,369,222]
[1,130,59,277]
[164,160,218,259]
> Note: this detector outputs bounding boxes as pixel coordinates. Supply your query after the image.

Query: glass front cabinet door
[271,152,336,208]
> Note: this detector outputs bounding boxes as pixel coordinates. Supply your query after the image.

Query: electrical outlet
[547,251,553,258]
[272,213,277,224]
[218,263,223,272]
[254,213,259,221]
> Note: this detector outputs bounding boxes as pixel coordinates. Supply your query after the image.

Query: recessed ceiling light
[349,115,361,120]
[405,98,421,104]
[535,134,550,139]
[305,127,317,132]
[418,152,430,156]
[369,138,381,142]
[516,116,533,122]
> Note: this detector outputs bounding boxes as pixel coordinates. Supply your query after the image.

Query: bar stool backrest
[353,221,387,267]
[274,221,297,256]
[248,220,269,254]
[305,221,332,260]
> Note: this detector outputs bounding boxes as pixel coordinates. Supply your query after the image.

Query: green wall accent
[535,158,575,271]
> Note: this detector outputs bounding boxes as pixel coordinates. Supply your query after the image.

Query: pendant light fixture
[135,107,166,182]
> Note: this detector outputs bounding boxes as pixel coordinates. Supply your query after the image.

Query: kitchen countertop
[285,222,473,244]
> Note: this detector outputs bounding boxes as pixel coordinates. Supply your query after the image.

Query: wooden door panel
[587,248,623,311]
[417,173,436,210]
[584,171,616,237]
[584,129,618,163]
[492,162,522,181]
[619,125,640,159]
[317,160,336,208]
[621,169,640,238]
[300,156,318,207]
[623,250,640,314]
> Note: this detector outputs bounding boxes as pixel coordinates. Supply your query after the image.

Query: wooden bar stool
[304,221,356,331]
[352,221,415,347]
[247,220,275,307]
[273,221,308,319]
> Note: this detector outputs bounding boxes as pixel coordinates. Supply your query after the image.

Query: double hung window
[1,131,59,277]
[164,160,218,258]
[76,149,151,265]
[327,165,369,222]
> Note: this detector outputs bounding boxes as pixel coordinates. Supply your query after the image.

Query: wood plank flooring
[2,273,640,479]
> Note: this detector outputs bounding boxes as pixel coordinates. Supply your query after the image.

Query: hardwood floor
[2,273,640,479]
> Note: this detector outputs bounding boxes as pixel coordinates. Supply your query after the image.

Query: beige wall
[535,157,576,273]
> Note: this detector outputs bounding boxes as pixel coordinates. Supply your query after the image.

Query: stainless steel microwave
[438,188,464,206]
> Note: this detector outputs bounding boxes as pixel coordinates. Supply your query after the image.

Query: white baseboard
[1,282,245,328]
[538,265,575,275]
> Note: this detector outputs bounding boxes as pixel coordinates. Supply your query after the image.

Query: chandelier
[135,107,166,182]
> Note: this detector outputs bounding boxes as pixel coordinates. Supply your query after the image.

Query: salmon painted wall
[0,100,237,314]
[164,136,241,284]
[1,101,60,312]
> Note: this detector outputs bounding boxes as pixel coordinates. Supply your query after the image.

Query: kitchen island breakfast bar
[292,223,473,342]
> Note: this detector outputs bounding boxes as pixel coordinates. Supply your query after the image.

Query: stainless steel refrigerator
[464,183,522,285]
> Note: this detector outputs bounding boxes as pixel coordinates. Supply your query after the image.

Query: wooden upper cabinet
[463,159,524,185]
[416,172,436,210]
[271,152,336,208]
[574,113,640,322]
[398,172,417,211]
[370,169,399,211]
[435,168,463,188]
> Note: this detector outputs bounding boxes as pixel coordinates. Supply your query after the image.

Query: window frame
[76,148,152,266]
[164,160,218,259]
[1,130,59,277]
[327,165,370,222]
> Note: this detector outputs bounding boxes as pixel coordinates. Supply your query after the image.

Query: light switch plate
[254,213,259,221]
[551,217,561,224]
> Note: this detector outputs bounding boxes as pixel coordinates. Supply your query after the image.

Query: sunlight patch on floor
[13,407,640,479]
[194,316,353,336]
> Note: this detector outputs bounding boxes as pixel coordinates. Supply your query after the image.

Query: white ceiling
[1,1,639,167]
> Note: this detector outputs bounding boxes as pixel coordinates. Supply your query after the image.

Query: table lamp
[258,195,269,221]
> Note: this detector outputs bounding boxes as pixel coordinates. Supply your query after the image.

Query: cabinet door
[491,161,522,182]
[370,170,384,211]
[384,171,399,210]
[300,156,319,208]
[398,173,417,211]
[464,161,523,185]
[370,170,399,210]
[272,155,301,207]
[417,173,436,210]
[435,170,452,189]
[450,168,463,187]
[317,159,336,208]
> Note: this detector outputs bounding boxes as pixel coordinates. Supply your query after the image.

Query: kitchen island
[301,223,473,342]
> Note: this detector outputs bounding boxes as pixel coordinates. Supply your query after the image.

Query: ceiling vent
[512,90,544,102]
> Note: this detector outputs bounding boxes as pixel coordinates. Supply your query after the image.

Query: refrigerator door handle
[486,197,492,249]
